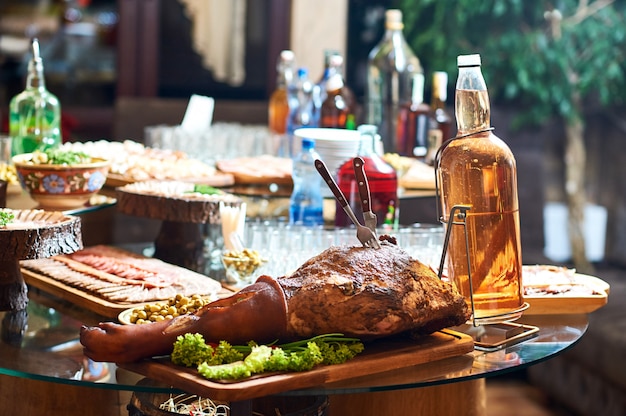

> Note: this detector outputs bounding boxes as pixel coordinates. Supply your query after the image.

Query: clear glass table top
[0,287,588,396]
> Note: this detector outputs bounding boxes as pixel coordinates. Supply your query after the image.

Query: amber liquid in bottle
[438,89,523,320]
[269,88,290,134]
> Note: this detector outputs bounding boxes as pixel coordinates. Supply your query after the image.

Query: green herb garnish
[191,184,223,196]
[32,149,93,165]
[171,333,364,380]
[0,211,15,227]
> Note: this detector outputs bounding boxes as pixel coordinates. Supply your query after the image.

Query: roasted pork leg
[80,241,470,363]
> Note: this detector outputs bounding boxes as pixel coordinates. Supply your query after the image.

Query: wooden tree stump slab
[0,209,82,310]
[116,180,242,224]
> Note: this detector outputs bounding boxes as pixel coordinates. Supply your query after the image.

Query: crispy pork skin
[280,241,470,339]
[80,276,288,363]
[80,242,469,363]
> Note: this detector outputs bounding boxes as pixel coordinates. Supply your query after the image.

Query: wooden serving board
[21,269,234,319]
[120,329,474,402]
[23,268,142,318]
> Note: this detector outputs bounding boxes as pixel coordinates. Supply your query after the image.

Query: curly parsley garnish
[0,211,15,227]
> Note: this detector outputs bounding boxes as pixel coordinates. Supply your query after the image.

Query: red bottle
[335,125,398,228]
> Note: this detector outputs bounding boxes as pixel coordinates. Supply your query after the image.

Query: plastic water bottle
[289,137,324,226]
[286,68,317,157]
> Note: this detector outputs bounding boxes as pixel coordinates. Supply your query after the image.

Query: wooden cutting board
[22,268,235,318]
[120,329,474,402]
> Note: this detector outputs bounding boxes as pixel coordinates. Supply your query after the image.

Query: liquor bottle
[335,124,398,228]
[366,9,422,155]
[312,50,341,122]
[425,71,453,165]
[396,73,431,158]
[289,137,324,226]
[320,73,356,129]
[9,38,61,156]
[286,68,318,156]
[268,50,296,137]
[436,54,523,321]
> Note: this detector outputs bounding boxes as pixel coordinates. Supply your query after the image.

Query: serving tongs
[315,159,381,249]
[352,157,378,234]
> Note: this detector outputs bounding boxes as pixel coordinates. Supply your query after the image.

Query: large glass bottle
[366,9,422,155]
[9,38,61,156]
[335,124,398,228]
[425,71,453,165]
[437,54,523,321]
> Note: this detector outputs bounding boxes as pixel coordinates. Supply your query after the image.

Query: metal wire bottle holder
[433,129,537,350]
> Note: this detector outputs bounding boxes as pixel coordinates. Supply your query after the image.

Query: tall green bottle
[9,38,61,156]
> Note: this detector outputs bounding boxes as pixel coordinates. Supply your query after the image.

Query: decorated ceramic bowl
[13,152,110,209]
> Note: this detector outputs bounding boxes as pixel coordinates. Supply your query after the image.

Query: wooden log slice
[0,209,82,310]
[116,181,242,224]
[0,209,82,261]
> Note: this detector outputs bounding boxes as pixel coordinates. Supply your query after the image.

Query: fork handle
[353,157,372,213]
[315,159,349,208]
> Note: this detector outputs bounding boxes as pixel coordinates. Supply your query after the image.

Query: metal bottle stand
[434,131,538,351]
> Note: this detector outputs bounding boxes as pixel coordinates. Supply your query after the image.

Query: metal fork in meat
[315,159,381,249]
[353,157,378,234]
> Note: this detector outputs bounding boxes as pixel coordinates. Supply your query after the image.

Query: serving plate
[522,265,610,315]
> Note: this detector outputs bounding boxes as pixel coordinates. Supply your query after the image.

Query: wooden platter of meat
[20,245,226,318]
[120,329,474,402]
[115,180,242,224]
[216,155,293,186]
[0,209,82,310]
[522,265,609,315]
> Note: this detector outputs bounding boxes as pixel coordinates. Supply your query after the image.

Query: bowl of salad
[13,149,110,209]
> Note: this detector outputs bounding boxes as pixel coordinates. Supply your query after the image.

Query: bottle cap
[385,9,404,30]
[328,54,344,68]
[457,54,481,67]
[280,50,295,62]
[301,137,315,150]
[325,73,344,92]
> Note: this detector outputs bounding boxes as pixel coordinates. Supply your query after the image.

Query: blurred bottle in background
[335,124,398,228]
[425,71,453,165]
[366,9,422,155]
[290,137,325,226]
[286,68,318,157]
[312,50,341,123]
[269,50,296,137]
[396,73,431,158]
[320,70,356,129]
[268,50,296,155]
[10,38,61,156]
